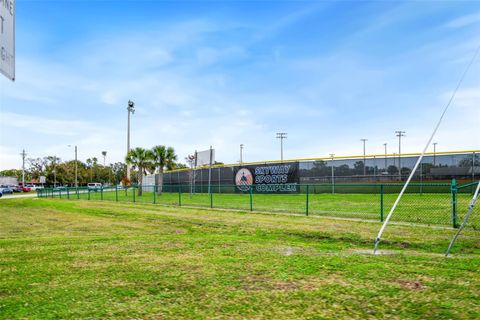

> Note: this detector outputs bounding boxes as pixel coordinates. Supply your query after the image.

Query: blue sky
[0,0,479,169]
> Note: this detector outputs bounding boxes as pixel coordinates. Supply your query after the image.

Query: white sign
[39,176,46,184]
[0,0,14,81]
[195,149,215,167]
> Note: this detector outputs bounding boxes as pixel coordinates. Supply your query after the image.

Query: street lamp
[68,145,78,187]
[126,100,135,180]
[276,132,287,162]
[361,138,368,176]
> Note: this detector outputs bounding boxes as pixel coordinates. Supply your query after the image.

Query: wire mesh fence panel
[384,184,452,226]
[308,192,380,220]
[36,181,468,227]
[457,182,480,230]
[214,185,250,211]
[180,192,211,208]
[251,193,306,215]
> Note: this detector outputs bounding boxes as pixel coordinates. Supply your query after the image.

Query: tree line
[0,145,185,187]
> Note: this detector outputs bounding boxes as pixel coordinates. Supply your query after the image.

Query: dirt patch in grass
[397,279,425,290]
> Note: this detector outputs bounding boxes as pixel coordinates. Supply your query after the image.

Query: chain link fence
[37,181,480,229]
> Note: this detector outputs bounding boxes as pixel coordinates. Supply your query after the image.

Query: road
[0,193,38,200]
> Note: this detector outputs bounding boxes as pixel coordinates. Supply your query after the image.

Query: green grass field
[46,188,479,228]
[1,198,479,319]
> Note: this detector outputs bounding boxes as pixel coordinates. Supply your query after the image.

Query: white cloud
[446,12,480,29]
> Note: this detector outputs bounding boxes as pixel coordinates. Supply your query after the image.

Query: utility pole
[20,149,26,186]
[361,138,368,176]
[68,145,78,187]
[395,131,406,180]
[330,153,335,194]
[102,151,107,166]
[126,100,135,181]
[433,142,437,166]
[276,132,287,162]
[383,143,387,172]
[240,144,244,164]
[53,155,57,188]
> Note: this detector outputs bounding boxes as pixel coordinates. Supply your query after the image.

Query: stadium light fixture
[276,132,287,162]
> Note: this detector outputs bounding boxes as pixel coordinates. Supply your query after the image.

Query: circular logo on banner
[235,168,253,192]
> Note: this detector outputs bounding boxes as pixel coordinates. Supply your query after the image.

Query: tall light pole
[276,132,287,162]
[53,155,57,188]
[330,153,335,194]
[240,144,244,164]
[126,100,135,181]
[20,149,27,186]
[361,138,368,176]
[102,151,107,166]
[433,142,437,166]
[68,145,78,187]
[383,143,387,172]
[395,131,406,180]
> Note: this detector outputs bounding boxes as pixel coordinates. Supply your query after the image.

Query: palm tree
[151,145,177,193]
[101,151,107,166]
[125,147,153,196]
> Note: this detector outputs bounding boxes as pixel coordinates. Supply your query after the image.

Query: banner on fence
[234,162,299,193]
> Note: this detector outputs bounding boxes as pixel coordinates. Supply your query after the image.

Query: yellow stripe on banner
[165,149,479,173]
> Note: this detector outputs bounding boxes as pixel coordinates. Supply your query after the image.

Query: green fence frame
[37,180,477,228]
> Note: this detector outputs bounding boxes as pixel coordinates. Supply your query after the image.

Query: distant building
[0,176,18,186]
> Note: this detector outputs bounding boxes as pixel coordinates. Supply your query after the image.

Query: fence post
[153,185,157,204]
[101,186,103,201]
[77,187,79,200]
[178,185,182,206]
[67,187,70,200]
[380,184,384,222]
[306,184,309,216]
[133,186,136,203]
[249,185,253,211]
[115,185,118,202]
[451,179,458,228]
[210,188,213,208]
[88,188,90,200]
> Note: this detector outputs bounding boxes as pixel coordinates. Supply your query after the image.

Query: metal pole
[433,142,437,166]
[126,100,135,181]
[383,143,387,172]
[240,144,243,164]
[75,146,78,187]
[396,131,406,180]
[330,154,335,194]
[361,139,367,176]
[54,155,57,188]
[208,146,213,194]
[276,132,287,162]
[20,149,26,186]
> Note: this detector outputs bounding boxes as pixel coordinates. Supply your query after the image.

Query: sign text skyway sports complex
[234,162,299,193]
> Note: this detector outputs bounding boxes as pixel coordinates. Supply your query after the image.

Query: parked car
[0,186,14,194]
[87,183,102,191]
[22,186,31,192]
[10,185,22,193]
[0,190,2,198]
[25,184,37,191]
